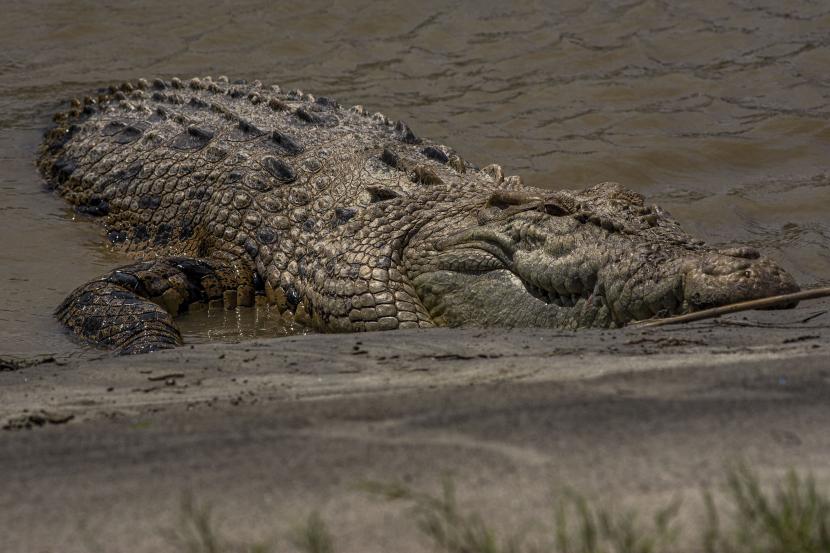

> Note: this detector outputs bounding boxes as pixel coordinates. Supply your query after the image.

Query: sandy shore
[1,299,828,552]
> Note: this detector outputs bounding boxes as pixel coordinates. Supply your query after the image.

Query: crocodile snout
[683,253,799,311]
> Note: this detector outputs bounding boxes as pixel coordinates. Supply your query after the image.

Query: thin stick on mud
[630,287,830,328]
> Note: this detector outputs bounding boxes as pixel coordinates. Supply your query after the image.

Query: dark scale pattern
[39,76,799,353]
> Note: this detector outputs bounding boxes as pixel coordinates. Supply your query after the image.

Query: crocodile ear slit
[482,190,576,222]
[485,190,542,210]
[479,190,544,224]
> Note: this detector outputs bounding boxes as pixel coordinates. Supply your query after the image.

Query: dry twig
[630,287,830,328]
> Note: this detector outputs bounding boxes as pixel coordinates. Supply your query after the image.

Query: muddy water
[1,1,828,356]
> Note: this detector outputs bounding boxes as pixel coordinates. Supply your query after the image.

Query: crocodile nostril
[702,259,751,276]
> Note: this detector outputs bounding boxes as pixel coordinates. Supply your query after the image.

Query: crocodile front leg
[56,257,253,354]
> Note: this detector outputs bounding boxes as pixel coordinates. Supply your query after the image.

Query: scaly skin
[38,76,799,353]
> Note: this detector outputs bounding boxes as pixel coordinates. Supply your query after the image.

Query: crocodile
[38,76,799,354]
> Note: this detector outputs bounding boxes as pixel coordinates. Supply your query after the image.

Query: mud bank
[1,299,828,552]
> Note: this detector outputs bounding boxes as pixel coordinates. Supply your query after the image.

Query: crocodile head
[408,182,799,328]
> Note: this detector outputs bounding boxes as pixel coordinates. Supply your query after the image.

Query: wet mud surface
[1,299,828,552]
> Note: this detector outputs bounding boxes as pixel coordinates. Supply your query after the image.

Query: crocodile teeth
[526,279,592,309]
